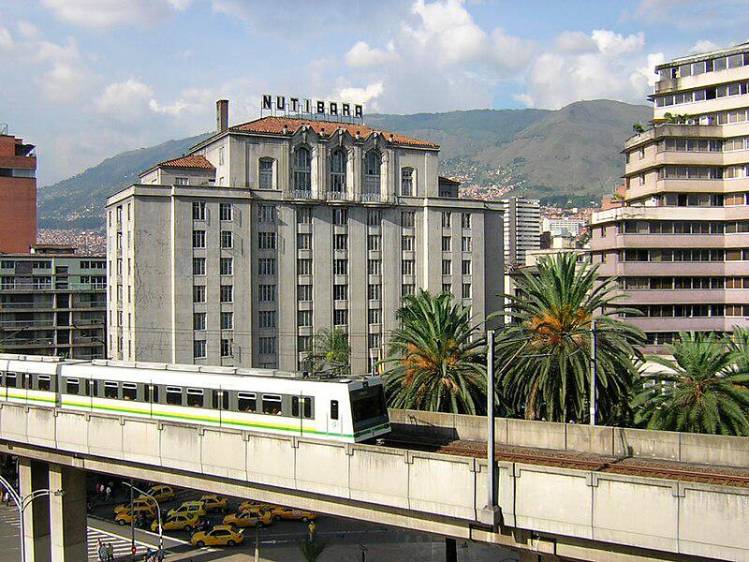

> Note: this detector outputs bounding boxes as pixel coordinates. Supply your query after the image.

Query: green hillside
[38,100,650,230]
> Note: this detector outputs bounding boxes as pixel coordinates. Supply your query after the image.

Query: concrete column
[18,458,51,562]
[445,537,457,562]
[48,464,87,561]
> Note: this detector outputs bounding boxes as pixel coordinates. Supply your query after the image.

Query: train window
[122,383,137,401]
[237,392,256,413]
[166,387,182,406]
[104,382,119,399]
[186,389,203,408]
[66,378,79,395]
[262,394,282,416]
[330,400,339,420]
[38,375,51,392]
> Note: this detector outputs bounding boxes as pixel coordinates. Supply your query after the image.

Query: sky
[1,0,748,186]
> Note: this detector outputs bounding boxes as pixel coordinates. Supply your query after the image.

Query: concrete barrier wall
[2,404,748,561]
[390,409,749,468]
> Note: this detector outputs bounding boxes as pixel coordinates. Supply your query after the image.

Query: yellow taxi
[200,494,228,512]
[167,500,206,519]
[270,507,318,522]
[114,497,156,515]
[140,484,175,503]
[115,505,155,526]
[151,512,201,533]
[191,525,244,547]
[223,509,273,529]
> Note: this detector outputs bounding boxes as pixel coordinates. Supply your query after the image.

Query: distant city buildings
[0,126,36,253]
[498,197,540,267]
[0,246,106,358]
[591,41,749,348]
[107,99,504,373]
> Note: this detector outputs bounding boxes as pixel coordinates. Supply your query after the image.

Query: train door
[328,399,341,435]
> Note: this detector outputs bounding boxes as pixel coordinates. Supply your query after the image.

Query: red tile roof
[229,116,439,149]
[159,154,215,170]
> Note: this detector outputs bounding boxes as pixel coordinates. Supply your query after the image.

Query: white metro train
[0,354,391,443]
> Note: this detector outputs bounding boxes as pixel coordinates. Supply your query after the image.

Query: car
[114,497,156,515]
[223,510,273,529]
[200,494,228,512]
[140,484,175,503]
[270,507,318,522]
[167,500,206,519]
[191,525,244,547]
[151,512,201,533]
[238,500,278,515]
[115,505,155,526]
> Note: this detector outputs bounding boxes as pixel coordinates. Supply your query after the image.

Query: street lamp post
[122,482,163,554]
[0,473,63,562]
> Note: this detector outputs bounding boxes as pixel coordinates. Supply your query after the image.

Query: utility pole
[589,319,597,426]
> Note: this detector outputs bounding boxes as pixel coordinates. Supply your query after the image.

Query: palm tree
[304,327,351,376]
[633,332,749,436]
[382,290,487,414]
[496,252,645,424]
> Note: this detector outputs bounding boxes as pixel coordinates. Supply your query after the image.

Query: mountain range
[38,99,650,230]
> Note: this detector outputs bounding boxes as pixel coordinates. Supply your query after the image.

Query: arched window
[401,167,414,196]
[293,146,311,192]
[259,158,274,189]
[363,149,381,197]
[330,149,346,193]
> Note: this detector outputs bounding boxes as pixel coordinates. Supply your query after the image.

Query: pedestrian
[97,539,107,562]
[106,542,114,561]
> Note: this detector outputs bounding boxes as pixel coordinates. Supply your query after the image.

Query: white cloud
[345,41,397,68]
[41,0,188,29]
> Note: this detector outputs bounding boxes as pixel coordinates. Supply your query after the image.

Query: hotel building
[591,42,749,348]
[107,100,504,373]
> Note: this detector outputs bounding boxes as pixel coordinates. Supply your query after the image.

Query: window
[401,167,414,196]
[401,211,415,227]
[334,234,348,250]
[258,232,276,250]
[194,312,206,331]
[334,309,348,326]
[298,284,313,301]
[298,258,312,275]
[104,382,119,399]
[259,336,276,354]
[367,235,381,251]
[220,339,232,358]
[441,212,451,228]
[363,150,381,195]
[122,383,137,401]
[192,257,206,276]
[333,208,348,225]
[297,233,312,250]
[220,203,233,221]
[192,201,206,221]
[259,258,276,275]
[368,308,381,324]
[220,285,233,303]
[297,207,312,224]
[402,284,415,296]
[330,149,346,193]
[193,340,206,359]
[367,209,381,226]
[220,257,233,276]
[193,285,206,303]
[259,158,274,189]
[167,386,183,404]
[402,260,414,275]
[259,310,276,328]
[368,284,381,300]
[334,259,348,275]
[259,284,275,302]
[402,235,414,251]
[258,205,275,223]
[334,284,348,300]
[220,231,233,248]
[221,311,233,330]
[192,230,206,248]
[238,392,256,412]
[462,283,471,299]
[293,146,311,191]
[461,213,471,228]
[262,394,282,415]
[298,309,313,327]
[462,236,472,252]
[442,236,451,251]
[367,260,381,275]
[442,259,452,275]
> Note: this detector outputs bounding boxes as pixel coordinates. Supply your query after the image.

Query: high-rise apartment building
[0,247,106,358]
[0,126,36,253]
[499,197,540,267]
[591,42,749,348]
[107,100,504,373]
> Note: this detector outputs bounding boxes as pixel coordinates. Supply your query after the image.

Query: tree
[304,327,351,376]
[633,332,749,436]
[382,290,487,414]
[496,252,645,424]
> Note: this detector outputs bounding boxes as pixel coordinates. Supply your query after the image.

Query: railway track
[381,436,749,488]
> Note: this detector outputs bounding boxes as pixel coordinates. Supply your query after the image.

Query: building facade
[107,101,504,373]
[591,42,749,348]
[0,247,106,358]
[0,127,36,253]
[499,197,540,267]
